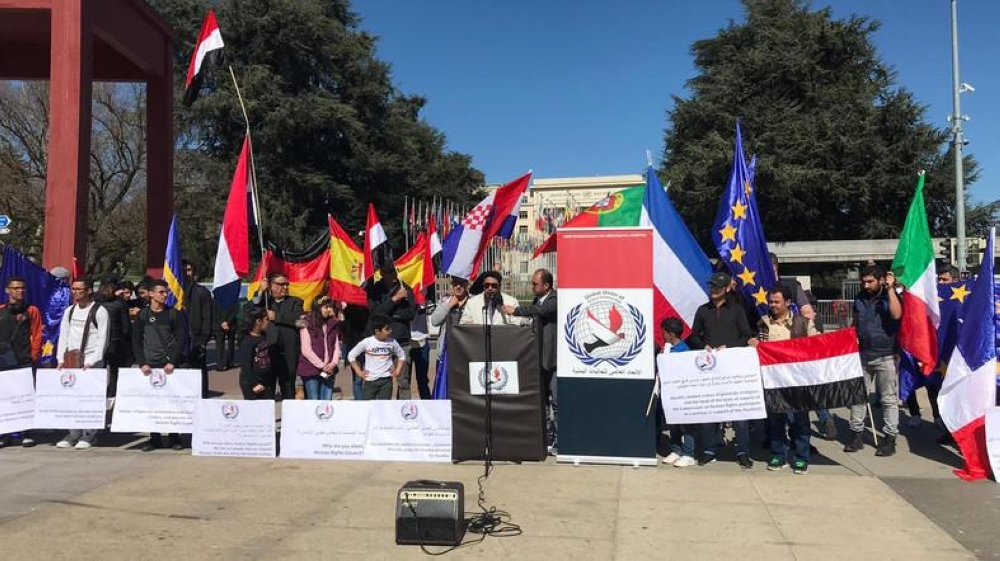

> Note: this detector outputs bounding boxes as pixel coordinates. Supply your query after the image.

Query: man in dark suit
[506,268,558,452]
[182,260,215,398]
[265,272,304,400]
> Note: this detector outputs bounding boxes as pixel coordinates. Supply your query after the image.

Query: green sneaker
[766,455,786,471]
[792,459,808,475]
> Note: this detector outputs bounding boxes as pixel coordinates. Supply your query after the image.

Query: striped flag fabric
[891,172,940,375]
[394,232,434,304]
[212,134,252,310]
[162,214,185,310]
[442,172,531,279]
[938,228,996,481]
[247,241,330,312]
[428,216,442,257]
[328,215,367,306]
[640,166,712,342]
[532,186,645,257]
[363,203,387,281]
[757,328,868,413]
[183,9,224,106]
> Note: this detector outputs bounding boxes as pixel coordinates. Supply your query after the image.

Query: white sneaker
[74,441,92,450]
[662,452,681,465]
[55,440,73,449]
[673,455,696,468]
[908,414,922,428]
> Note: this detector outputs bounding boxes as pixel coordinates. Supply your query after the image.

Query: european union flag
[0,245,67,366]
[163,214,185,310]
[712,121,776,316]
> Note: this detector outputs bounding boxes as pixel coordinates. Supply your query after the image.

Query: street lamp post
[949,0,968,271]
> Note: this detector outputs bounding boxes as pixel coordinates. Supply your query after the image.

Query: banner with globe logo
[558,288,654,379]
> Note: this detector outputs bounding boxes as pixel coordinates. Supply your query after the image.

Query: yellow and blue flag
[163,214,185,310]
[712,121,777,315]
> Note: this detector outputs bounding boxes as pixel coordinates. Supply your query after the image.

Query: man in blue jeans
[845,264,902,457]
[686,271,759,468]
[759,286,820,474]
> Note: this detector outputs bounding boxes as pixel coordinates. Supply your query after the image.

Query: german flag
[247,233,330,311]
[394,232,434,305]
[328,215,366,306]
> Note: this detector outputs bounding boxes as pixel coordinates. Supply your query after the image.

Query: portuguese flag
[891,172,940,375]
[533,186,644,257]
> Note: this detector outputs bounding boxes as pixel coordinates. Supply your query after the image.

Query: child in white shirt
[348,315,406,400]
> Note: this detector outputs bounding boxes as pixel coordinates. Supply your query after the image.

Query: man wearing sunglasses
[265,273,304,401]
[460,270,519,325]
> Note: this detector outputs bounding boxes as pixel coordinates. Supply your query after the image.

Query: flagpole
[228,66,268,268]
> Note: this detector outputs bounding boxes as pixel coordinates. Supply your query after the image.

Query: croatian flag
[212,134,252,309]
[183,9,224,106]
[639,165,711,343]
[757,328,868,413]
[442,172,531,279]
[938,228,996,481]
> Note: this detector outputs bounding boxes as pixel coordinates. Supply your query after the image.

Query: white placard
[557,288,655,380]
[658,348,767,424]
[192,399,275,457]
[111,368,201,434]
[469,361,520,395]
[986,407,1000,483]
[0,368,35,434]
[279,400,370,460]
[365,401,452,462]
[34,368,107,429]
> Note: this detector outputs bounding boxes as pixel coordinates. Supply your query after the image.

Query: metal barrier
[814,300,853,332]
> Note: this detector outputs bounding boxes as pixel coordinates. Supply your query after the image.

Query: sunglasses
[273,281,290,287]
[482,282,499,288]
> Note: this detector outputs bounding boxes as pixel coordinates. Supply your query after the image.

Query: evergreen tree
[663,0,982,247]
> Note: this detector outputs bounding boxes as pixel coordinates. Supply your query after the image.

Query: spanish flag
[394,231,434,305]
[328,215,366,306]
[247,233,330,312]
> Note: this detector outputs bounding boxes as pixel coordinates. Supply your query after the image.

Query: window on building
[520,261,529,274]
[518,225,528,234]
[519,210,528,219]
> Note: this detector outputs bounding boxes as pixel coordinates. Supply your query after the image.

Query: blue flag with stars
[711,121,776,315]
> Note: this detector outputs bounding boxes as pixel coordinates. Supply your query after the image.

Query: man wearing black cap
[366,263,416,399]
[459,271,519,325]
[687,271,759,468]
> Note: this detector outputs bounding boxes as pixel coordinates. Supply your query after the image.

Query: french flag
[639,165,711,344]
[442,172,531,279]
[757,328,868,413]
[184,10,225,107]
[212,134,252,309]
[938,228,996,481]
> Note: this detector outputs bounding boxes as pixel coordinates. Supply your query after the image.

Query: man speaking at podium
[459,271,519,326]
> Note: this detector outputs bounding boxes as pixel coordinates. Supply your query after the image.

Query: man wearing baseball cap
[687,270,759,468]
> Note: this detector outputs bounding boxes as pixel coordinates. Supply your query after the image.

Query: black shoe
[736,453,754,469]
[0,435,9,448]
[169,436,184,451]
[875,435,896,457]
[936,432,956,446]
[843,431,864,453]
[823,417,838,441]
[697,453,717,466]
[141,441,158,452]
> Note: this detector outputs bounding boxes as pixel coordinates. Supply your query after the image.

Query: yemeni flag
[533,185,644,257]
[891,172,940,375]
[212,134,252,310]
[363,203,388,281]
[757,329,868,413]
[184,10,224,107]
[328,215,367,306]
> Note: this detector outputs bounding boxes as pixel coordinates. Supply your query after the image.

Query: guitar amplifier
[395,480,466,546]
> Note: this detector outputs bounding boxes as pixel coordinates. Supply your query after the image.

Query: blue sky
[354,0,999,204]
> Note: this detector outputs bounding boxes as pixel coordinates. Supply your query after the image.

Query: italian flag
[891,173,940,375]
[532,186,644,256]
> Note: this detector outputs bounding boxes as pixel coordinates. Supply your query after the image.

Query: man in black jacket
[133,279,188,451]
[265,272,304,400]
[687,271,759,468]
[182,260,214,397]
[366,264,416,399]
[0,276,42,447]
[506,268,558,451]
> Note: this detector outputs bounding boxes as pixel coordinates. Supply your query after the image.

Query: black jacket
[133,306,188,367]
[514,290,558,371]
[96,297,132,361]
[686,298,754,350]
[366,279,417,343]
[184,280,214,347]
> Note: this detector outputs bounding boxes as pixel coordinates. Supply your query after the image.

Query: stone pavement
[0,367,996,559]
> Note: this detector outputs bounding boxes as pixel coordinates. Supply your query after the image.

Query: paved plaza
[0,361,997,559]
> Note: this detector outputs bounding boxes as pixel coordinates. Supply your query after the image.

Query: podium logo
[565,293,646,368]
[477,365,509,392]
[149,371,167,388]
[400,403,419,420]
[59,371,77,388]
[221,403,240,419]
[694,351,717,372]
[315,403,334,420]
